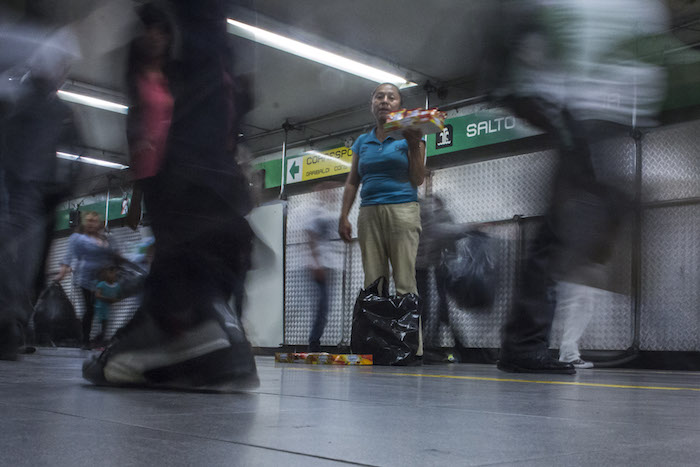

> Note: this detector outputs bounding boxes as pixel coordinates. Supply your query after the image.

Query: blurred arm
[339,150,360,242]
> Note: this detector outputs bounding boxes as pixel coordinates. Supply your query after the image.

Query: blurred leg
[308,272,329,351]
[80,288,95,345]
[416,268,434,346]
[557,281,595,363]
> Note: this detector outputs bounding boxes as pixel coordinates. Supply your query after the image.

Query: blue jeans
[308,271,329,348]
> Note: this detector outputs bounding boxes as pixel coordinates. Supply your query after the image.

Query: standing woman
[339,82,425,297]
[55,211,121,348]
[124,3,174,230]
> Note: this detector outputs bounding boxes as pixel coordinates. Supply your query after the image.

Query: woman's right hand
[339,216,352,243]
[54,264,70,283]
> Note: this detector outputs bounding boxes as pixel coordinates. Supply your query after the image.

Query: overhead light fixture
[57,90,128,114]
[227,19,417,88]
[57,151,129,170]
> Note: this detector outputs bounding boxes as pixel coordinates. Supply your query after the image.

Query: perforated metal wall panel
[286,187,357,244]
[642,121,700,202]
[431,150,557,223]
[640,205,700,351]
[284,242,345,346]
[589,135,637,197]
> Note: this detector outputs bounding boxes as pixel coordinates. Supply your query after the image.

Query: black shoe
[307,342,321,353]
[402,355,423,366]
[82,300,259,392]
[19,345,36,354]
[0,322,20,361]
[497,353,576,375]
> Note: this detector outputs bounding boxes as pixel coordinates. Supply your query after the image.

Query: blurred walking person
[416,194,470,362]
[305,183,341,352]
[483,0,669,374]
[82,0,259,391]
[0,28,80,360]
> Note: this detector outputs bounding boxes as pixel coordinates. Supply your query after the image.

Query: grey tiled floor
[2,349,700,466]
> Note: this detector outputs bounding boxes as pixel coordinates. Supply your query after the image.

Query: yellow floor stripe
[284,366,700,392]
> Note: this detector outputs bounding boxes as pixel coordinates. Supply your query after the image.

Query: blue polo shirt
[351,129,417,207]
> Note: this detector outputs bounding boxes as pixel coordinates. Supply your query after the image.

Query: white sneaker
[568,358,594,369]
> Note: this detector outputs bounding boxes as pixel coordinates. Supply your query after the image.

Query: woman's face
[371,84,402,123]
[144,25,170,60]
[83,215,101,234]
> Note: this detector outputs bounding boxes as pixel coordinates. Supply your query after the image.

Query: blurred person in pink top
[125,3,174,229]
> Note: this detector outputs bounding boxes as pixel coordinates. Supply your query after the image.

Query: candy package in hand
[383,107,447,135]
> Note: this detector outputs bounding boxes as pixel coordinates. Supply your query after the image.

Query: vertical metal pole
[280,130,288,199]
[104,183,110,231]
[631,130,643,350]
[424,86,430,166]
[341,241,348,347]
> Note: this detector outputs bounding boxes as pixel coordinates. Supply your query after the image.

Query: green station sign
[426,109,544,158]
[255,109,545,189]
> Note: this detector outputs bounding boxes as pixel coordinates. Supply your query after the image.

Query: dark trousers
[417,267,461,349]
[0,174,61,329]
[80,287,95,344]
[138,0,252,333]
[500,97,625,358]
[308,272,329,347]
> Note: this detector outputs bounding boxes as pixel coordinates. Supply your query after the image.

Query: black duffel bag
[438,231,498,309]
[350,277,420,366]
[33,282,81,345]
[116,260,148,298]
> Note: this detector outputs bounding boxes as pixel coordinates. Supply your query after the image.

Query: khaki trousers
[358,202,422,355]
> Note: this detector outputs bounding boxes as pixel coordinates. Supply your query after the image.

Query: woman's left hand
[402,127,423,145]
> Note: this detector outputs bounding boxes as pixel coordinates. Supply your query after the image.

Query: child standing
[92,267,121,347]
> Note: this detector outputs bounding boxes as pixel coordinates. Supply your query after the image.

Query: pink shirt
[132,72,173,179]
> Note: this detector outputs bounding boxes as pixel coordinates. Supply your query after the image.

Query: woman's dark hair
[137,3,173,34]
[125,3,173,104]
[371,82,403,106]
[99,266,117,282]
[125,3,174,148]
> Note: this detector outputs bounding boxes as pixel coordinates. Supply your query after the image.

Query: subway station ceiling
[4,0,700,196]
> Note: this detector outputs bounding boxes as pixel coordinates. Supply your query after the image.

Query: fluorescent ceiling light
[227,19,417,88]
[306,150,351,167]
[57,90,128,114]
[57,151,129,170]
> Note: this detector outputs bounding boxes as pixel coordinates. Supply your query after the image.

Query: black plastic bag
[117,261,148,298]
[33,282,81,345]
[438,231,497,309]
[350,277,420,366]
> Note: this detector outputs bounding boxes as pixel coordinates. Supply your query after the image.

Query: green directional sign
[426,109,544,157]
[286,158,302,183]
[289,161,300,179]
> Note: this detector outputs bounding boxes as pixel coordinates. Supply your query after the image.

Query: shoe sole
[84,350,260,393]
[83,320,260,392]
[497,362,576,375]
